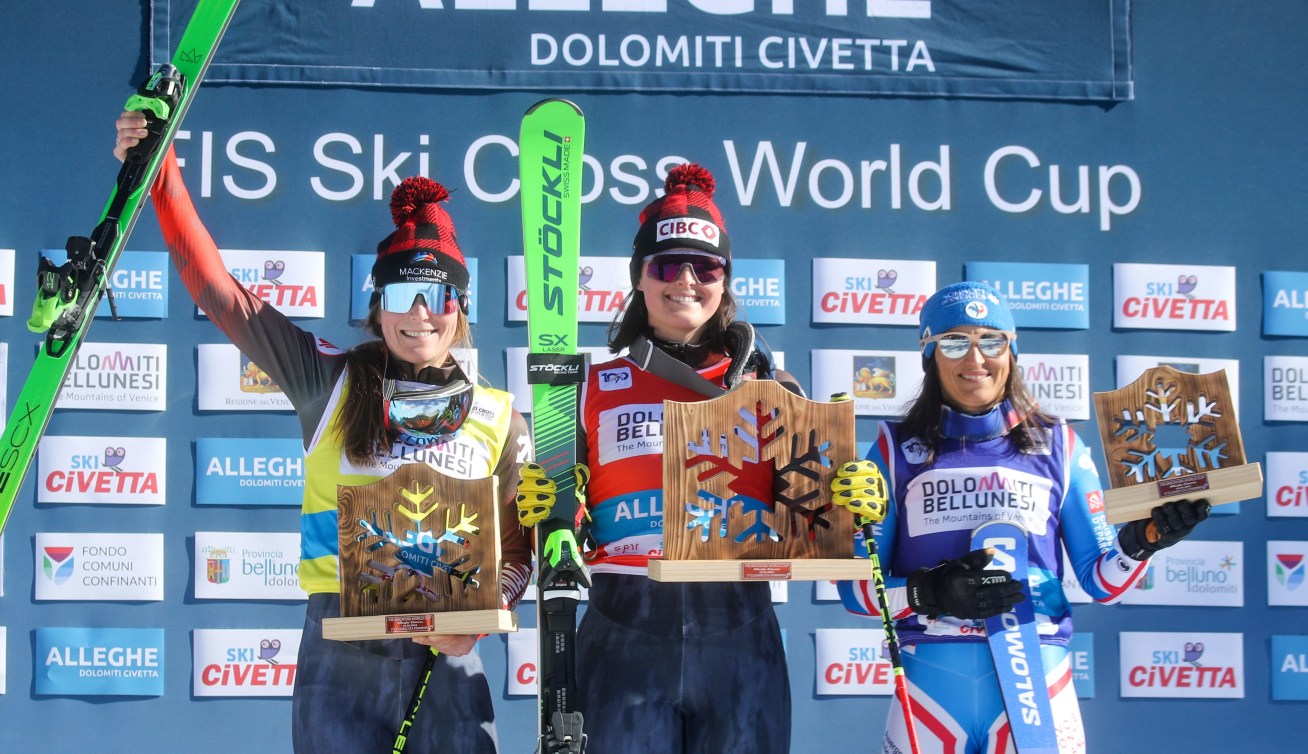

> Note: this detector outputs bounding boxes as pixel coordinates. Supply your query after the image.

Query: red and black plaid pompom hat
[630,163,732,284]
[371,176,470,292]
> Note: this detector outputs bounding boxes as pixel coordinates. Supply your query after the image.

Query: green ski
[0,0,243,536]
[520,98,589,754]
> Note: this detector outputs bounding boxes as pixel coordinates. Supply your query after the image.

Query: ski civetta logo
[43,546,75,585]
[260,638,283,665]
[263,259,286,285]
[104,446,126,473]
[876,269,897,294]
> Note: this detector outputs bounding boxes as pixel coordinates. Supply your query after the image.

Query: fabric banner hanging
[150,0,1133,101]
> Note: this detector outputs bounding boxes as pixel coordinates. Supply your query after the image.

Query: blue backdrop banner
[150,0,1133,100]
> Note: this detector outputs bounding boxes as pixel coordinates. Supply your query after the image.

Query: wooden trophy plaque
[647,380,871,582]
[321,464,516,640]
[1092,365,1263,524]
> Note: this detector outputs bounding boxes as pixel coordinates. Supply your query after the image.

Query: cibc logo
[655,217,719,248]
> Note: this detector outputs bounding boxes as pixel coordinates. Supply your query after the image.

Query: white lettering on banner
[170,131,1141,230]
[1273,289,1308,311]
[205,456,304,478]
[349,0,933,19]
[905,467,1053,538]
[109,269,164,290]
[724,141,951,210]
[981,279,1086,305]
[46,645,159,668]
[984,145,1140,231]
[597,405,664,466]
[529,34,934,74]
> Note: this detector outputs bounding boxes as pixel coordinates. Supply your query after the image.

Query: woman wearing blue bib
[836,281,1210,754]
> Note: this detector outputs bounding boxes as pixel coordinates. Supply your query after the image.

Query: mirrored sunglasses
[922,331,1016,359]
[644,251,727,284]
[380,282,460,315]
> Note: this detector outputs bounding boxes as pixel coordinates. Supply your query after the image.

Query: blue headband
[919,281,1017,358]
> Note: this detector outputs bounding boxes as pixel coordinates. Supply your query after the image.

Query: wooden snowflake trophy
[322,464,516,640]
[648,380,871,582]
[1092,365,1263,524]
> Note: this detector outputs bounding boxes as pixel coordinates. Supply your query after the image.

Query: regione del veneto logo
[1112,262,1236,331]
[196,344,293,411]
[1119,632,1243,699]
[36,435,166,506]
[812,258,935,325]
[810,350,924,417]
[193,628,301,697]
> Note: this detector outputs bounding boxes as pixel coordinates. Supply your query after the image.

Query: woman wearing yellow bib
[117,113,532,753]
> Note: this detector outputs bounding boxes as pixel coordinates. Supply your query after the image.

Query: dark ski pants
[292,593,499,754]
[576,575,792,754]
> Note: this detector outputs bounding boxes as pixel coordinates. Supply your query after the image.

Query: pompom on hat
[629,163,732,285]
[918,281,1017,358]
[370,176,470,296]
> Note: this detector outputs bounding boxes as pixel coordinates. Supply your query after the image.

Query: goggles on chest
[380,282,466,315]
[383,378,474,446]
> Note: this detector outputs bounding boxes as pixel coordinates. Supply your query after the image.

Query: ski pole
[393,648,438,753]
[859,516,922,754]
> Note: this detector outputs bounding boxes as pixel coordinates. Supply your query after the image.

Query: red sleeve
[151,147,339,419]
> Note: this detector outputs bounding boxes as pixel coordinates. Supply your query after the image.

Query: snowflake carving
[353,500,482,604]
[681,399,834,543]
[1112,377,1227,483]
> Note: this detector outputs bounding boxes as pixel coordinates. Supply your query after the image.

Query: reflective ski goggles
[380,282,462,315]
[921,331,1016,360]
[384,378,473,446]
[643,251,728,284]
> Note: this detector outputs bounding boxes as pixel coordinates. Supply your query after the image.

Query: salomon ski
[971,520,1059,754]
[0,0,243,537]
[520,98,589,754]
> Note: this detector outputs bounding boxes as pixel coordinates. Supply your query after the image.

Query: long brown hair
[337,304,472,464]
[897,353,1056,466]
[607,286,740,353]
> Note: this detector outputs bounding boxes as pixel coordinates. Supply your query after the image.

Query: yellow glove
[515,462,591,528]
[831,460,888,524]
[826,392,889,525]
[515,463,555,527]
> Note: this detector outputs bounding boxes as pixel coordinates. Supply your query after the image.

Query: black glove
[906,548,1026,620]
[1118,499,1211,560]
